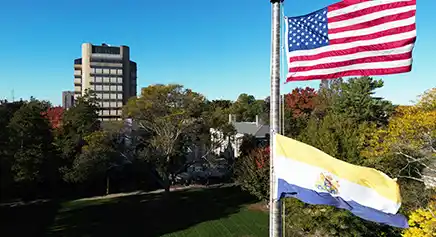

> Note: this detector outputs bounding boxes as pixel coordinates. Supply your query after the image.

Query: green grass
[0,185,268,237]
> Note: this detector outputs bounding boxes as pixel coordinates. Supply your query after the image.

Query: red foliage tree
[285,87,317,118]
[255,146,270,169]
[42,106,64,129]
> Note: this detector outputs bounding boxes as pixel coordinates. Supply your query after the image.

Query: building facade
[74,43,137,121]
[62,91,74,109]
[210,114,270,159]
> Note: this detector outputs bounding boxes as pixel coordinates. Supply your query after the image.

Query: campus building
[74,43,137,121]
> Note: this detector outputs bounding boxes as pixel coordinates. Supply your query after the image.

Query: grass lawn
[0,185,268,237]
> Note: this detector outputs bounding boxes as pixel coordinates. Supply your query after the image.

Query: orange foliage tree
[42,106,64,129]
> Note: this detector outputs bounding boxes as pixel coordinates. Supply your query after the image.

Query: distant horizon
[1,78,421,107]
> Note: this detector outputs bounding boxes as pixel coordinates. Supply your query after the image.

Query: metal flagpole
[269,0,283,237]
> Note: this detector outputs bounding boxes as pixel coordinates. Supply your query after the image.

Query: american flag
[285,0,417,82]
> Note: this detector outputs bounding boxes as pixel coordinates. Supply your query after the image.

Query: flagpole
[269,0,283,237]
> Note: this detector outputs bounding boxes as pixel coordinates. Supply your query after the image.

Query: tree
[280,78,404,236]
[124,84,206,193]
[234,147,270,201]
[402,196,436,237]
[416,88,436,112]
[230,93,265,122]
[284,87,318,138]
[285,87,318,118]
[362,105,436,186]
[57,91,100,182]
[239,134,258,158]
[330,77,395,126]
[208,99,233,110]
[194,105,236,164]
[7,100,55,198]
[0,100,26,199]
[43,106,64,129]
[65,131,122,195]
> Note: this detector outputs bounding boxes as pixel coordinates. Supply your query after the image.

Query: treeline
[235,77,436,237]
[0,84,269,201]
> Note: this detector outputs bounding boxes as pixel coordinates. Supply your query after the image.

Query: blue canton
[287,7,329,52]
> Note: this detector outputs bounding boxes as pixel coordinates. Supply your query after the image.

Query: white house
[210,114,270,159]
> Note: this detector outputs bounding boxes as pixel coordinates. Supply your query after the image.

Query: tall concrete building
[62,91,74,109]
[74,43,137,121]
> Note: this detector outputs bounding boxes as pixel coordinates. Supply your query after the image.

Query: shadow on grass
[0,200,60,237]
[48,185,257,237]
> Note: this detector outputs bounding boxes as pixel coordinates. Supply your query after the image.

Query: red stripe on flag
[330,24,416,45]
[288,38,415,62]
[286,66,412,82]
[328,1,416,23]
[328,0,373,12]
[289,52,412,73]
[328,10,416,34]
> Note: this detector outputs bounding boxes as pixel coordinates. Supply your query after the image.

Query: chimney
[256,115,260,126]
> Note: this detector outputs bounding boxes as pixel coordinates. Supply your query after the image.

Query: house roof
[233,122,270,138]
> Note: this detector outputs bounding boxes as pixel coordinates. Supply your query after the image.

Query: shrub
[234,147,269,201]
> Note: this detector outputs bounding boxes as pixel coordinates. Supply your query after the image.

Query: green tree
[65,130,123,195]
[234,147,269,201]
[7,100,55,198]
[0,100,25,199]
[57,91,100,182]
[208,99,233,111]
[230,93,265,122]
[330,77,395,126]
[124,84,206,193]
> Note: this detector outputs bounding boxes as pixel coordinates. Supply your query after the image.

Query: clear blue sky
[0,0,434,106]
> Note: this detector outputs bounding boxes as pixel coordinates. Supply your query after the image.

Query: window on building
[110,85,116,91]
[117,85,123,91]
[92,46,120,55]
[117,77,122,83]
[103,93,110,99]
[103,77,110,83]
[96,68,103,74]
